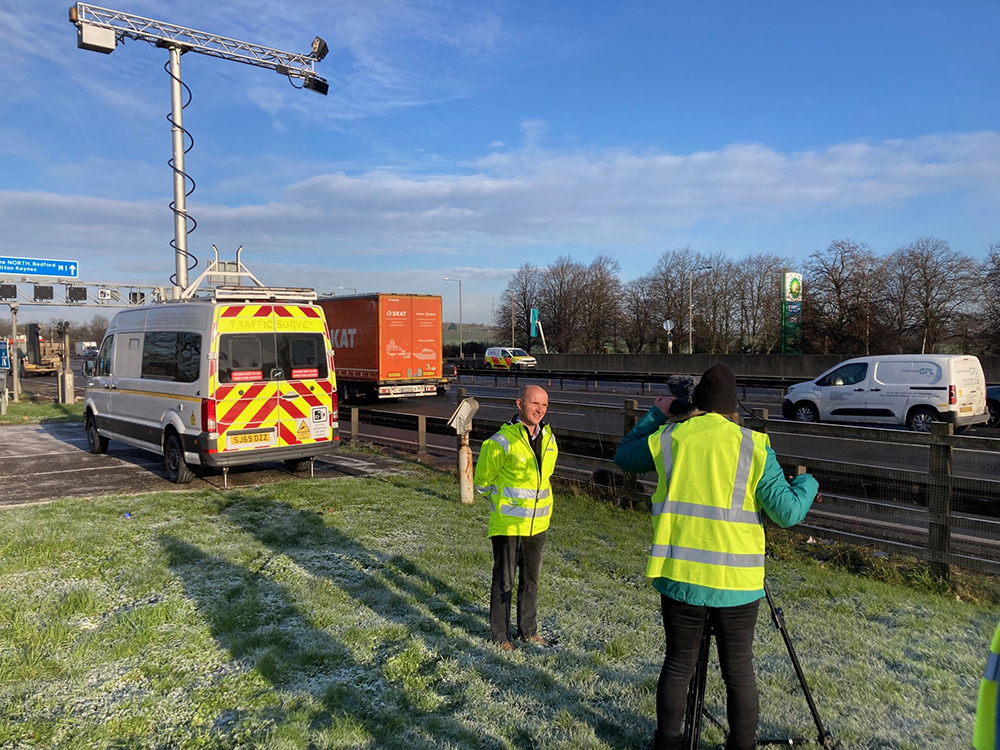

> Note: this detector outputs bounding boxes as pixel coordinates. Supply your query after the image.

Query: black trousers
[489,532,546,644]
[656,595,761,750]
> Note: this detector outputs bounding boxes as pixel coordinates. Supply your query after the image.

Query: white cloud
[2,130,999,291]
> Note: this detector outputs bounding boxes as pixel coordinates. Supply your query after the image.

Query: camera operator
[613,363,818,750]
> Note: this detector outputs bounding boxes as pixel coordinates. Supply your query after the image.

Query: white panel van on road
[781,354,988,431]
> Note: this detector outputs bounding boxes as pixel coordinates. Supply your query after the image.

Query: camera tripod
[681,584,840,749]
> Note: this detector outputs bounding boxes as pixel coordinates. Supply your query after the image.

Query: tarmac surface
[0,421,449,509]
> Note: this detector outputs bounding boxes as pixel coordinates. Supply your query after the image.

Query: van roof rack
[179,246,317,302]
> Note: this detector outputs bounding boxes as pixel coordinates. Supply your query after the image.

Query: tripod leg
[683,622,712,750]
[763,584,838,749]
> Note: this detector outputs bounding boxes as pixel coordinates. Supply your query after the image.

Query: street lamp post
[442,277,463,359]
[338,286,356,295]
[688,265,713,355]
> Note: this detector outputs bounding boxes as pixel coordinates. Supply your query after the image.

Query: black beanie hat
[691,363,738,414]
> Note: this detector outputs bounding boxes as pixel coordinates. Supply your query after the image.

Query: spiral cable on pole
[164,59,199,286]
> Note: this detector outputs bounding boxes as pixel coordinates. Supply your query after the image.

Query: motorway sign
[0,341,7,371]
[0,257,79,278]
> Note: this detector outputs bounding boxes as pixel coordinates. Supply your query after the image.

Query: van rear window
[219,333,327,383]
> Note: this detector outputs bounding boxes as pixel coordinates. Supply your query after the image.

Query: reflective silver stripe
[651,425,677,516]
[732,429,756,511]
[649,544,764,568]
[489,434,510,452]
[475,484,496,495]
[500,503,552,518]
[986,651,1000,681]
[655,500,761,525]
[502,486,549,500]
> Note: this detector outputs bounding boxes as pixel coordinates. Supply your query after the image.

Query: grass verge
[0,399,84,424]
[0,463,990,748]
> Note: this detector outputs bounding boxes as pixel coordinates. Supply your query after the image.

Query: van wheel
[86,416,108,455]
[164,433,194,484]
[907,407,938,432]
[794,402,819,423]
[284,458,313,473]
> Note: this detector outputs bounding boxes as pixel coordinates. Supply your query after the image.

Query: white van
[485,347,537,370]
[781,354,988,431]
[83,287,338,484]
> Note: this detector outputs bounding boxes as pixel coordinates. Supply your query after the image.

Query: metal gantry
[68,3,329,295]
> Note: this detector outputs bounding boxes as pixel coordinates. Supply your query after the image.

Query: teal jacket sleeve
[613,407,669,474]
[755,446,818,528]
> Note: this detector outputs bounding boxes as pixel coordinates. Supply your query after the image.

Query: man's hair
[518,385,530,402]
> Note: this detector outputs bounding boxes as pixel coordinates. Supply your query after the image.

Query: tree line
[494,238,1000,356]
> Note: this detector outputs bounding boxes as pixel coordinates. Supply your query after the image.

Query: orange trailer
[318,293,452,401]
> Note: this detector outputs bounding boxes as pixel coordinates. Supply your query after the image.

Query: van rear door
[273,305,334,449]
[953,356,987,419]
[214,305,281,454]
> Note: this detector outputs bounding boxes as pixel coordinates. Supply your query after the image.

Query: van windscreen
[219,333,327,383]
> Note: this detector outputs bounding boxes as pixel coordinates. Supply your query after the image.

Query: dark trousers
[656,595,761,750]
[489,532,546,644]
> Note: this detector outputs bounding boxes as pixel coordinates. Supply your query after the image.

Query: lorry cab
[485,347,537,370]
[83,256,338,484]
[782,354,988,431]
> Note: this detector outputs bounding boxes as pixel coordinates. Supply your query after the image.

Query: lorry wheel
[86,417,109,455]
[164,433,194,484]
[907,407,938,432]
[284,458,313,473]
[794,402,819,423]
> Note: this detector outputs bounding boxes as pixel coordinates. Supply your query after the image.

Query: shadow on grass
[161,533,485,748]
[223,494,651,747]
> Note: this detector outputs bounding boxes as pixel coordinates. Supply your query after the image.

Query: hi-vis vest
[974,621,1000,749]
[646,413,769,591]
[474,421,558,537]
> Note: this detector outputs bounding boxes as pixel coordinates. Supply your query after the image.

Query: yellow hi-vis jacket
[646,413,769,591]
[474,420,558,537]
[974,621,1000,749]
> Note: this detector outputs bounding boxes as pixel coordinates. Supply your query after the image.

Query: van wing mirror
[83,359,95,377]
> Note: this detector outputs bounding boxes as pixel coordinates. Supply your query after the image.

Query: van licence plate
[227,430,276,449]
[960,406,973,414]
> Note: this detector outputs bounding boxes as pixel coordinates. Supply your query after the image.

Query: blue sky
[2,1,998,324]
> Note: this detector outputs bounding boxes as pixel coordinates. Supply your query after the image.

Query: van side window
[141,332,202,383]
[817,362,867,387]
[97,335,114,377]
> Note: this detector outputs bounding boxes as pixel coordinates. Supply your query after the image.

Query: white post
[169,46,189,293]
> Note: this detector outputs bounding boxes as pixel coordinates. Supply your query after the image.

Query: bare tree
[620,276,658,353]
[899,238,979,353]
[496,263,542,351]
[735,254,787,353]
[978,243,1000,354]
[699,253,740,353]
[538,255,586,354]
[580,255,622,353]
[802,239,876,354]
[875,249,919,353]
[646,246,698,352]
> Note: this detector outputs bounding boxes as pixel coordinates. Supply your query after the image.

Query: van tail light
[330,389,339,425]
[201,398,217,431]
[949,385,957,405]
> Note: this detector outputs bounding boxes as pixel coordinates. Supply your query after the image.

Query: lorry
[74,340,98,357]
[318,293,452,402]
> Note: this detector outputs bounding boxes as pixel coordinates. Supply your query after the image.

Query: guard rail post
[417,415,427,454]
[350,406,359,443]
[623,399,641,502]
[928,422,954,582]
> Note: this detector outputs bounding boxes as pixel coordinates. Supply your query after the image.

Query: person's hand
[653,396,675,416]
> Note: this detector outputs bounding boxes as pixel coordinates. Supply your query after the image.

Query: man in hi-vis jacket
[474,385,558,651]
